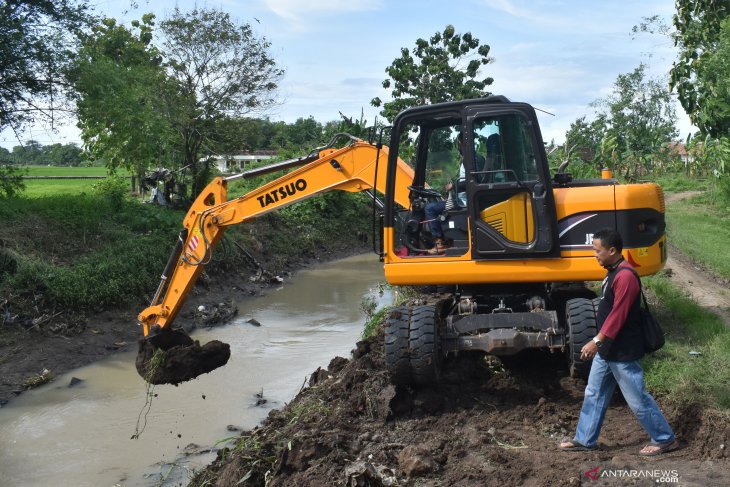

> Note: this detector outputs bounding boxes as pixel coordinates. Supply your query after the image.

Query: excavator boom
[136,137,414,384]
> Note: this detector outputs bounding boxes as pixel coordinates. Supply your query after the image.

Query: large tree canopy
[160,7,284,194]
[371,25,493,122]
[0,0,91,132]
[566,64,677,179]
[670,0,730,136]
[71,15,174,178]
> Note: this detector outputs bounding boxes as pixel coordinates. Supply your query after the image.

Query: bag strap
[615,265,651,311]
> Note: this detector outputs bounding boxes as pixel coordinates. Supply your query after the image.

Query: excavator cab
[385,97,559,263]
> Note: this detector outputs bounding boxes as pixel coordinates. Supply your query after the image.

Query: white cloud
[262,0,382,28]
[485,0,568,27]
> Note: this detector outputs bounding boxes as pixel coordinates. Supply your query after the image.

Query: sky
[0,0,694,150]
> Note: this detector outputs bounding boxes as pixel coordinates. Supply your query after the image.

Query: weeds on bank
[643,274,730,411]
[360,284,442,338]
[286,396,328,425]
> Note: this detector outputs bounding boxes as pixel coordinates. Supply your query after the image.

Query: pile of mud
[190,329,729,487]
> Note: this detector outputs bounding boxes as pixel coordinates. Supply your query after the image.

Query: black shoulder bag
[625,268,665,353]
[638,287,665,352]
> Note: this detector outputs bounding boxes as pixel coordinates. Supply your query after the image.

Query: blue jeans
[424,201,446,239]
[574,354,674,447]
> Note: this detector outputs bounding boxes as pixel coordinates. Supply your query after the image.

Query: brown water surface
[0,254,390,487]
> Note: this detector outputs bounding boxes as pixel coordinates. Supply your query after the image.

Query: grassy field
[642,192,730,412]
[19,166,133,198]
[666,193,730,280]
[644,274,730,411]
[23,166,112,176]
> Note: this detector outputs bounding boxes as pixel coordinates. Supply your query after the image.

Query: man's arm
[600,267,641,339]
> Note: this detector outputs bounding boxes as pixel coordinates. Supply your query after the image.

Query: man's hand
[580,340,598,361]
[444,181,453,191]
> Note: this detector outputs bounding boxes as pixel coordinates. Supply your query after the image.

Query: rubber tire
[566,297,598,379]
[384,306,412,385]
[409,304,442,385]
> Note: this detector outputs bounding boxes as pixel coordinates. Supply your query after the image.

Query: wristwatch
[592,336,603,348]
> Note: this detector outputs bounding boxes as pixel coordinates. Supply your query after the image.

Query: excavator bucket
[135,328,231,385]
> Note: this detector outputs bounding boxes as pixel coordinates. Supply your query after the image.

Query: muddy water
[0,254,391,487]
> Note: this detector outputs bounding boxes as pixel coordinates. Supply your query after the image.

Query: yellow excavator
[136,96,666,385]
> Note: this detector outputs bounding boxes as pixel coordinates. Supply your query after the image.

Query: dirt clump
[135,334,231,385]
[190,329,729,487]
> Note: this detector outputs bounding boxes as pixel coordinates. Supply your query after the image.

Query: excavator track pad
[135,328,231,385]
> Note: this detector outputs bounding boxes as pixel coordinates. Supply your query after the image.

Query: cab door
[464,105,559,259]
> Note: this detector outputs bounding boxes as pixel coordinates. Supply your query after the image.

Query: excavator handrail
[224,133,363,184]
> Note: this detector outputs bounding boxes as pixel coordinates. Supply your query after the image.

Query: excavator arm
[137,137,414,379]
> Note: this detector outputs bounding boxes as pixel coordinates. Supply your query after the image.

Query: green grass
[19,166,132,197]
[654,173,710,192]
[0,194,182,309]
[643,274,730,411]
[666,194,730,280]
[23,166,116,177]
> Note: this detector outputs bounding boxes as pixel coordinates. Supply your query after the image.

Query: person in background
[424,132,468,254]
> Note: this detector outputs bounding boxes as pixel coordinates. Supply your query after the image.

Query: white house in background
[667,142,692,165]
[209,150,277,173]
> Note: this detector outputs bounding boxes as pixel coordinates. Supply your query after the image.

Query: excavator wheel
[566,298,598,379]
[135,328,231,385]
[409,304,442,385]
[384,306,413,386]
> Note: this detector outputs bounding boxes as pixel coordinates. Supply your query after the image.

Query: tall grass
[643,275,730,411]
[0,194,182,309]
[666,193,730,280]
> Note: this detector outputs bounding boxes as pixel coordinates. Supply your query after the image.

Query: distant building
[209,150,277,173]
[667,142,693,165]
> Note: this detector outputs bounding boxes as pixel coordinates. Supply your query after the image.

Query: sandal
[639,439,679,456]
[427,239,448,255]
[559,439,596,452]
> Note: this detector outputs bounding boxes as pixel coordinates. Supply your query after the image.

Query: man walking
[559,228,678,455]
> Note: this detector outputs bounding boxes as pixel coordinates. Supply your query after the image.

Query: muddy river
[0,254,391,487]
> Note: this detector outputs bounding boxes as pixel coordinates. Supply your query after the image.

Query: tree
[323,110,377,141]
[0,145,25,197]
[565,65,677,179]
[43,142,83,166]
[11,140,44,164]
[670,0,730,135]
[371,25,493,122]
[71,15,175,184]
[159,7,284,195]
[690,17,730,137]
[592,64,677,177]
[564,115,609,163]
[284,117,323,148]
[0,0,91,132]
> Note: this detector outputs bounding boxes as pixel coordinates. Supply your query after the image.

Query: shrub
[92,176,130,210]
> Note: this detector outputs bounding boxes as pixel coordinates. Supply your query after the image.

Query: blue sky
[0,0,693,150]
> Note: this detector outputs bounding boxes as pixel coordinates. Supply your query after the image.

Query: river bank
[0,241,372,407]
[190,325,729,487]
